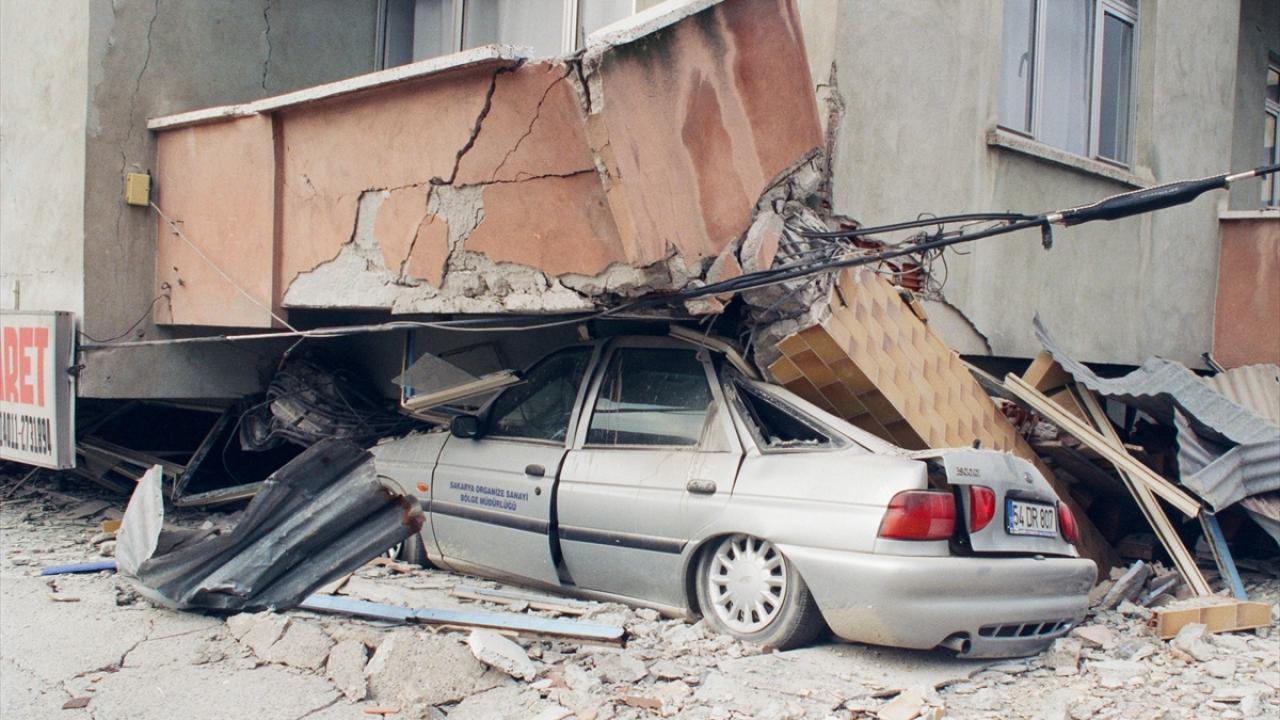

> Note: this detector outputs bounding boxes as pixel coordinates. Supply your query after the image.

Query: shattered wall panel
[153,116,277,327]
[767,268,1115,568]
[149,0,823,323]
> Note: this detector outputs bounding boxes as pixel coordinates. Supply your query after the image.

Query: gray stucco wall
[79,0,380,397]
[1229,0,1280,210]
[0,0,89,317]
[808,0,1252,367]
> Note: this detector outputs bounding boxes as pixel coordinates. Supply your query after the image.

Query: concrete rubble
[4,477,1278,719]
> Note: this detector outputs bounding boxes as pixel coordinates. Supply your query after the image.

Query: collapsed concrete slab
[149,0,822,327]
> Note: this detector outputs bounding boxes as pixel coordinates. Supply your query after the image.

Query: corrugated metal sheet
[1034,317,1276,446]
[1175,411,1280,511]
[1202,364,1280,429]
[1035,317,1280,524]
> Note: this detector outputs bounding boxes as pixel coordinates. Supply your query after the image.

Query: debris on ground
[2,474,1277,719]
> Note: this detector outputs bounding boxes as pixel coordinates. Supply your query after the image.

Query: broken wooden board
[1151,598,1273,639]
[1004,375,1202,518]
[767,268,1117,569]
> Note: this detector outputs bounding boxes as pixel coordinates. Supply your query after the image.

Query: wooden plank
[1152,600,1274,639]
[1069,383,1213,597]
[1022,351,1074,393]
[1004,375,1202,517]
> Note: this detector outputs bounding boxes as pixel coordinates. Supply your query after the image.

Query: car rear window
[735,383,833,449]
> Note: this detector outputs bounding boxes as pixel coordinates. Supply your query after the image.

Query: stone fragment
[1171,623,1216,662]
[1240,694,1262,717]
[1099,561,1152,609]
[326,639,369,701]
[562,663,601,694]
[239,612,291,659]
[225,613,257,641]
[1089,660,1147,689]
[365,629,507,709]
[1071,625,1115,649]
[648,659,685,680]
[1203,659,1237,679]
[594,653,647,684]
[1043,637,1082,675]
[1068,697,1106,720]
[877,689,924,720]
[468,629,538,681]
[264,620,335,671]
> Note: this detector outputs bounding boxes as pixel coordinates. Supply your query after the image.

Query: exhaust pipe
[938,633,971,655]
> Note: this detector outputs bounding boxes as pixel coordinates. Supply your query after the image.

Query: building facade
[1,0,1276,403]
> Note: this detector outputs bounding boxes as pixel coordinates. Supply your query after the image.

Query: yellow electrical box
[124,172,151,206]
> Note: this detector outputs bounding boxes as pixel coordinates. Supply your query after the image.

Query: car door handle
[524,464,545,477]
[687,479,717,495]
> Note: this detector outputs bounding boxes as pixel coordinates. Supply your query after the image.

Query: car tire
[694,534,825,650]
[391,533,431,568]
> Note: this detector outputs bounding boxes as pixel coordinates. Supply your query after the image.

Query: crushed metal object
[240,356,421,452]
[116,439,423,612]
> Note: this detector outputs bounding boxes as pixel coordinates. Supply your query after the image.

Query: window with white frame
[1264,61,1278,206]
[378,0,637,68]
[999,0,1138,166]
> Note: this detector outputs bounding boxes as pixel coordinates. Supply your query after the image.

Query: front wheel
[694,534,825,650]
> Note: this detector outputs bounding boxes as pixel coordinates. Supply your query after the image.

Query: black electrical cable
[799,212,1037,239]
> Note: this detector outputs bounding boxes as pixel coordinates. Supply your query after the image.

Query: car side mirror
[450,414,482,439]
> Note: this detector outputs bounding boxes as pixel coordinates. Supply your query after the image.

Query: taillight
[879,490,955,541]
[968,486,996,532]
[1058,501,1079,545]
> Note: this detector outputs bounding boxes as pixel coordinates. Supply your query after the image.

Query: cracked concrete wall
[152,0,824,324]
[80,0,379,396]
[0,1,89,317]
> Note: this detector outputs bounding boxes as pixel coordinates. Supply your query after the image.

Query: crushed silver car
[373,333,1096,657]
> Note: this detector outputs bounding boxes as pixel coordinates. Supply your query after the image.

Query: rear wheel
[695,534,825,650]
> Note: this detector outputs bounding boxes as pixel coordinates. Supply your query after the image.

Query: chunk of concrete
[1043,637,1082,675]
[594,652,647,684]
[238,612,291,659]
[1099,561,1151,610]
[1170,623,1216,662]
[365,629,508,708]
[467,629,537,681]
[876,690,924,720]
[263,621,334,671]
[1088,660,1147,689]
[325,638,369,701]
[1070,624,1115,650]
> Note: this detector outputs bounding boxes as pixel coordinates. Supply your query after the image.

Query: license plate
[1006,498,1057,537]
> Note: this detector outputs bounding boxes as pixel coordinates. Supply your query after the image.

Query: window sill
[986,128,1153,189]
[1219,208,1280,221]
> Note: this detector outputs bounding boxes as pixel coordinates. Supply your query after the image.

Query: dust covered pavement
[2,477,1277,720]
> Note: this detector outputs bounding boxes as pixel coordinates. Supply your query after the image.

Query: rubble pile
[2,478,1277,720]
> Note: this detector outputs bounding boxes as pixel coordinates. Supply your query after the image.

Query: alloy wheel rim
[708,534,787,634]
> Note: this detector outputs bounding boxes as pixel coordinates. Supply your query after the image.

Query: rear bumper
[779,545,1096,658]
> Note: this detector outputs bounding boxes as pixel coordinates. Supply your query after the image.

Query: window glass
[1097,12,1134,162]
[463,0,565,57]
[736,384,831,449]
[1266,66,1279,104]
[587,349,712,447]
[413,0,457,61]
[487,347,591,441]
[578,0,634,46]
[1038,0,1092,156]
[999,0,1036,134]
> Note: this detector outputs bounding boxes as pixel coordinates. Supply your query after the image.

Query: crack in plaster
[433,62,525,187]
[397,185,436,283]
[125,0,160,148]
[489,66,575,182]
[260,0,273,91]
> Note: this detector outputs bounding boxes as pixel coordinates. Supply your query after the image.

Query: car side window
[586,348,712,447]
[487,347,592,442]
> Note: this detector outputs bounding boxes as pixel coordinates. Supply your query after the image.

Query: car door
[430,345,595,585]
[557,339,741,608]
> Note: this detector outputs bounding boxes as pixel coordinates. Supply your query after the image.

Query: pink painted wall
[151,0,822,324]
[154,116,277,327]
[1214,218,1280,368]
